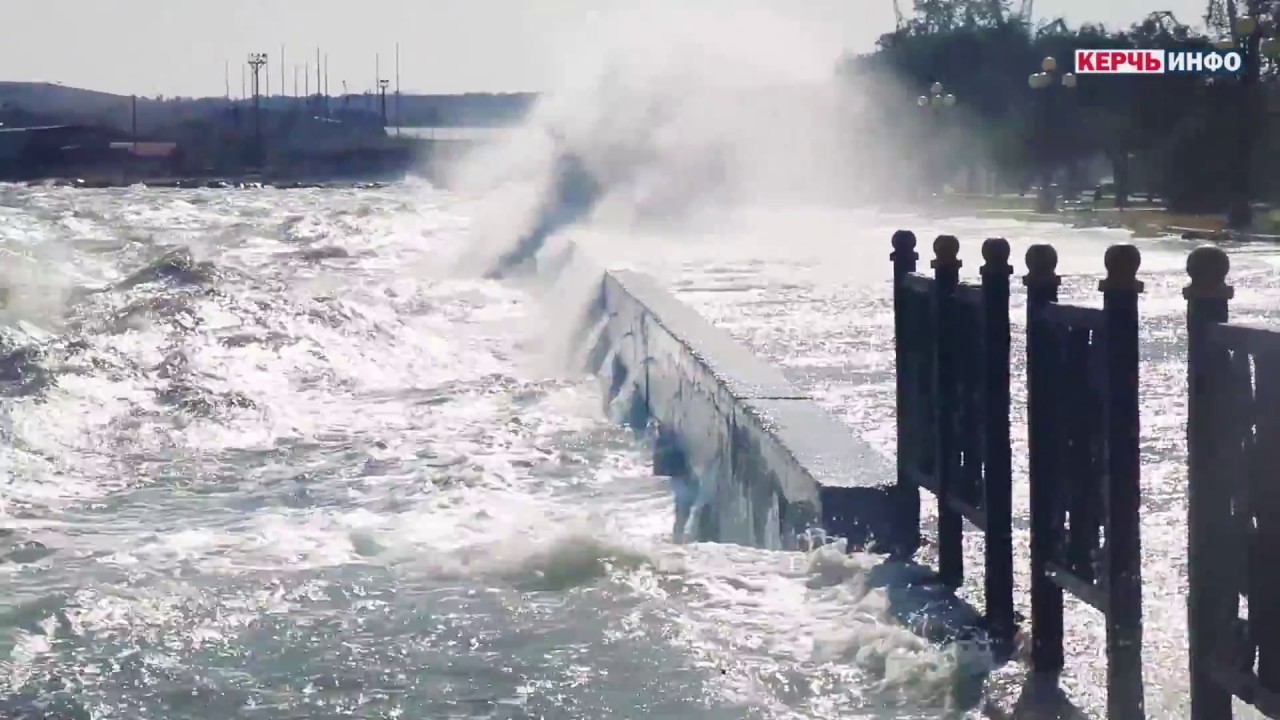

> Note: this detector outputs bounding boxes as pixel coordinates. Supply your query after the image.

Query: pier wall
[591,268,898,551]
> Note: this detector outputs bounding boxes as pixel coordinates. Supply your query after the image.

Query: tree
[847,6,1262,213]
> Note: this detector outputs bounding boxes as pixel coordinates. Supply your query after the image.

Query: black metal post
[1228,15,1263,230]
[892,230,921,560]
[1099,244,1146,719]
[980,237,1015,656]
[1024,243,1065,674]
[1036,84,1059,214]
[930,108,945,198]
[1184,246,1235,720]
[933,235,963,587]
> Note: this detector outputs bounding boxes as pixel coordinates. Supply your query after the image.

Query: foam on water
[569,202,1280,718]
[0,182,985,718]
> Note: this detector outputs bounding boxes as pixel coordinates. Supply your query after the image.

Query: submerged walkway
[574,208,1280,717]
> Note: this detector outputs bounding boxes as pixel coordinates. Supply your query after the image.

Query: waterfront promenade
[573,206,1278,717]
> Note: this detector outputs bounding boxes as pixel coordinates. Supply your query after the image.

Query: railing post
[1023,243,1064,675]
[933,234,963,587]
[1184,246,1235,720]
[1099,244,1146,719]
[892,229,921,560]
[980,237,1015,658]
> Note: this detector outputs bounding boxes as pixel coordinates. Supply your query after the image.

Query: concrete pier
[595,269,897,551]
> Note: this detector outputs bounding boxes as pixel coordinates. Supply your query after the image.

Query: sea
[0,179,1276,718]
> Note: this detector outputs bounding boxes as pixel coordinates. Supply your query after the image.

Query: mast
[395,42,401,135]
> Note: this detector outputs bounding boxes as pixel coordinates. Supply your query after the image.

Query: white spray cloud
[440,1,913,275]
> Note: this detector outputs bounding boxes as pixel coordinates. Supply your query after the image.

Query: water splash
[440,2,915,285]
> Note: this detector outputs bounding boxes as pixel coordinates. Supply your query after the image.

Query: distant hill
[0,81,137,119]
[0,81,539,132]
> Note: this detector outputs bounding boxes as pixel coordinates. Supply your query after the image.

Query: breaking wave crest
[0,182,979,718]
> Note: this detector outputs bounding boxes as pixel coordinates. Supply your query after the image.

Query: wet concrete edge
[595,268,898,553]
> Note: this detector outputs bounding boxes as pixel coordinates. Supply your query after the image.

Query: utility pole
[324,53,330,116]
[224,60,230,101]
[281,45,286,99]
[248,52,268,169]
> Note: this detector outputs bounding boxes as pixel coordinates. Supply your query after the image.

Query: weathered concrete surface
[596,269,897,552]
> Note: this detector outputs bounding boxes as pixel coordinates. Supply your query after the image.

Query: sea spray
[484,149,603,279]
[439,2,919,290]
[417,14,1000,707]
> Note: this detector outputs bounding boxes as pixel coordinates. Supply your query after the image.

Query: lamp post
[378,79,390,128]
[1028,56,1077,213]
[1224,5,1280,229]
[247,53,268,170]
[916,82,958,198]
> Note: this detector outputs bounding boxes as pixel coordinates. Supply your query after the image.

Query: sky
[1,0,1208,98]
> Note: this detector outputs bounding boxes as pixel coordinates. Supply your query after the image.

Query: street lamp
[916,82,958,197]
[918,82,957,110]
[1224,6,1280,229]
[1027,56,1077,213]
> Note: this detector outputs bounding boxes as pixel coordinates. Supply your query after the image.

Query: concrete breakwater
[584,267,898,552]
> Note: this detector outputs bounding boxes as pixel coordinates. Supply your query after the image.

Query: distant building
[107,141,182,176]
[109,141,179,158]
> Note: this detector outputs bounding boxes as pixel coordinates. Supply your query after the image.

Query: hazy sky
[2,0,1206,97]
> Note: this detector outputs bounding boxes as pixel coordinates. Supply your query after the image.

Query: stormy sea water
[0,181,983,720]
[571,208,1280,719]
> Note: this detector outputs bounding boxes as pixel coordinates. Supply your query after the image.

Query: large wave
[439,3,910,279]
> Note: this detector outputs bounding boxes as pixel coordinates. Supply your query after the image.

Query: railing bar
[1045,560,1108,611]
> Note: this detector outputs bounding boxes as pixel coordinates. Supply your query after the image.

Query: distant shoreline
[5,172,423,191]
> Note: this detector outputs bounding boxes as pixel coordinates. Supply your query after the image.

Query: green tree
[847,5,1259,213]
